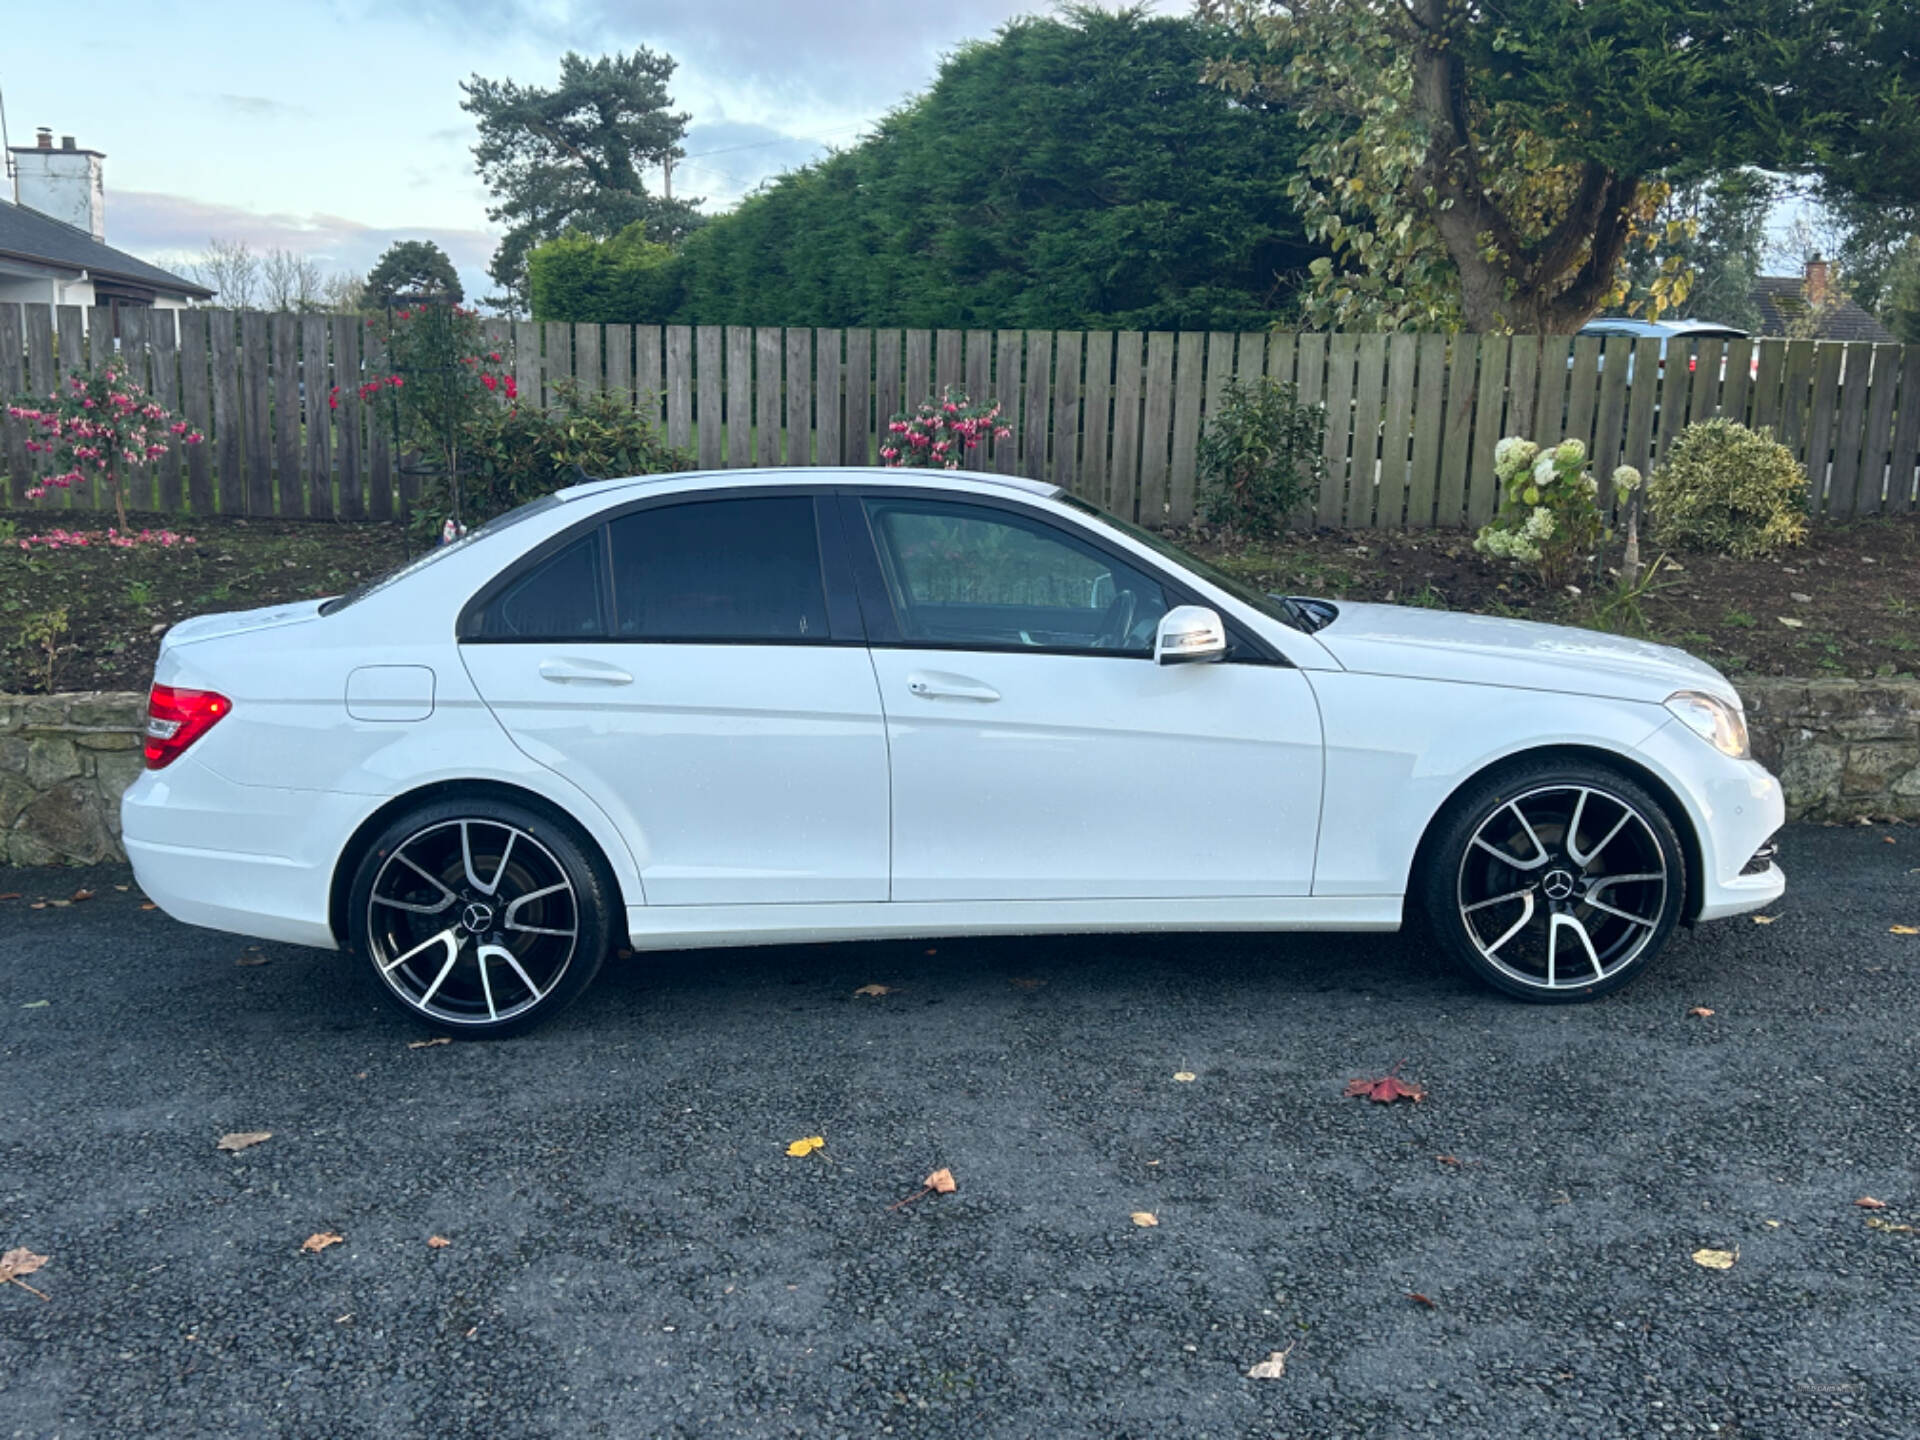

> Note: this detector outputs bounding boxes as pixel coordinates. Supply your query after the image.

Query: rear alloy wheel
[1422,763,1686,1002]
[349,800,613,1036]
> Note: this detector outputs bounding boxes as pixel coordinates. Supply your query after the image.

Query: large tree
[461,50,706,301]
[528,8,1325,330]
[1197,0,1907,333]
[365,240,463,308]
[1622,171,1775,331]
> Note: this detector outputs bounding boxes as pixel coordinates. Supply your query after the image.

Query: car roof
[553,466,1065,504]
[1577,317,1748,338]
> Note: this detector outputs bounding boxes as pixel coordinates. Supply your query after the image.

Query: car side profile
[123,468,1785,1035]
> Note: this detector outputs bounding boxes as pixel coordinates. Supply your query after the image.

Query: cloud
[215,94,311,121]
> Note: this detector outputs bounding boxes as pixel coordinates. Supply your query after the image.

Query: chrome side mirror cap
[1154,605,1227,665]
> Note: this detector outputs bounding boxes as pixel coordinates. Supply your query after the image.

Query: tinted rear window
[608,497,829,642]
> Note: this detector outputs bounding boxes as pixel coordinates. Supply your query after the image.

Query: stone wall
[2,680,1916,866]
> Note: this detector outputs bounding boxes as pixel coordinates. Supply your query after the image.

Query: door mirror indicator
[1154,606,1227,665]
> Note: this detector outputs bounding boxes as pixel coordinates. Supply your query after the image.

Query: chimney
[8,127,106,241]
[35,127,51,149]
[1805,254,1830,308]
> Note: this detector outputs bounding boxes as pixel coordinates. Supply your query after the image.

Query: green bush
[527,224,685,324]
[1197,379,1327,537]
[1646,419,1808,559]
[414,380,691,533]
[1473,437,1605,590]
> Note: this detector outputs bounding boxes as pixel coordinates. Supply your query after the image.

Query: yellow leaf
[1173,1071,1197,1083]
[1866,1217,1914,1234]
[1131,1211,1159,1228]
[1751,915,1777,925]
[1691,1247,1736,1270]
[786,1136,825,1158]
[1891,926,1918,936]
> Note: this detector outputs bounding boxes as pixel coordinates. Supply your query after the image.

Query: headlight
[1665,690,1750,759]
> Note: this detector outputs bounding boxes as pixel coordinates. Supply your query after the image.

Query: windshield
[318,493,570,615]
[1060,497,1315,632]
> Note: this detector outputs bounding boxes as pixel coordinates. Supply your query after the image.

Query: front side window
[470,532,607,639]
[862,498,1168,654]
[608,496,830,642]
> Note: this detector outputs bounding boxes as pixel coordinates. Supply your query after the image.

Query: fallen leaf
[48,900,69,909]
[216,1131,272,1153]
[1866,1217,1914,1234]
[852,984,894,997]
[1751,915,1777,925]
[1855,1196,1888,1209]
[1891,926,1918,936]
[1247,1344,1294,1380]
[1687,1006,1716,1018]
[926,1167,956,1194]
[786,1135,825,1157]
[407,1037,451,1049]
[0,893,20,901]
[0,1247,50,1301]
[21,1000,48,1010]
[1173,1071,1197,1083]
[1408,1292,1437,1308]
[140,902,158,911]
[1777,616,1804,629]
[236,951,270,967]
[1130,1211,1159,1228]
[114,884,130,892]
[1691,1247,1737,1270]
[427,1235,451,1249]
[1436,1154,1461,1166]
[1764,1220,1782,1228]
[1344,1062,1426,1104]
[1885,836,1897,845]
[70,889,93,903]
[300,1232,344,1254]
[29,902,46,910]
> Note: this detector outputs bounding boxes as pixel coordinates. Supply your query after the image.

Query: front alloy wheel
[1424,763,1686,1002]
[349,800,613,1035]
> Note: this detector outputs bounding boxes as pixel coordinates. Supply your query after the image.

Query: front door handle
[906,671,1000,702]
[539,657,633,686]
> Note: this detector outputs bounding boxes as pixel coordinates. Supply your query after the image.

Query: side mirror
[1154,605,1227,665]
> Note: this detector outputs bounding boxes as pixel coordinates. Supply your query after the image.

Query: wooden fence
[3,303,1917,528]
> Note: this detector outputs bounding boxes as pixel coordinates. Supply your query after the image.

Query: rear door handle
[539,657,633,686]
[906,671,1000,702]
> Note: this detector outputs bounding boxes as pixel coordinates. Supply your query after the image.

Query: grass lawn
[1,507,1915,695]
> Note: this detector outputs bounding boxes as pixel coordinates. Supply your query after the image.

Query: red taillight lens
[1688,355,1698,372]
[144,685,231,770]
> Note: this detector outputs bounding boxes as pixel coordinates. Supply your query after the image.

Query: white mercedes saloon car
[123,468,1785,1035]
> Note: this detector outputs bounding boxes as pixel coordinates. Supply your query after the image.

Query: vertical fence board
[1345,334,1387,527]
[1689,339,1724,430]
[1314,334,1358,528]
[1563,337,1602,464]
[1023,331,1053,482]
[86,306,112,372]
[695,326,723,468]
[1778,341,1817,461]
[992,331,1023,476]
[726,327,753,468]
[635,326,663,430]
[785,329,813,465]
[1376,334,1417,528]
[1591,336,1632,486]
[207,311,242,515]
[1723,339,1754,425]
[1405,334,1448,528]
[1854,344,1902,515]
[1293,334,1329,526]
[664,326,693,454]
[1886,347,1920,512]
[1436,337,1474,529]
[757,328,785,467]
[21,304,55,508]
[1464,335,1509,527]
[1164,333,1206,525]
[1801,344,1847,511]
[178,311,216,516]
[603,324,633,412]
[241,312,273,515]
[0,305,23,506]
[814,330,842,470]
[332,317,363,520]
[543,321,571,406]
[871,330,900,468]
[1079,331,1112,503]
[119,307,157,512]
[511,321,540,419]
[964,330,991,411]
[149,311,182,512]
[904,330,932,417]
[1108,332,1144,519]
[572,322,601,397]
[1236,332,1269,384]
[1535,336,1571,441]
[1138,333,1178,523]
[298,316,330,519]
[844,328,873,464]
[1825,343,1875,517]
[272,314,300,517]
[1504,337,1541,440]
[1050,330,1082,493]
[935,330,962,396]
[1749,338,1786,438]
[1620,338,1663,482]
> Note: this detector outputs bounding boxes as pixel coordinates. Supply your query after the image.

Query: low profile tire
[1418,758,1687,1003]
[346,797,615,1037]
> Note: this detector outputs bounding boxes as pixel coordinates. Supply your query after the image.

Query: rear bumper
[120,759,363,950]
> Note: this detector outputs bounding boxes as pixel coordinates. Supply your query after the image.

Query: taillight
[1687,355,1698,373]
[145,685,231,770]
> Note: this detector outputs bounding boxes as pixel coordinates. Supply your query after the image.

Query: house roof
[1749,276,1893,343]
[0,200,212,299]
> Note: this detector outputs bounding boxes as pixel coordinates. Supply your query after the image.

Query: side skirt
[625,896,1404,952]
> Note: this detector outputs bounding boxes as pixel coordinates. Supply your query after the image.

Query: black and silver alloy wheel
[348,800,613,1035]
[1423,762,1686,1002]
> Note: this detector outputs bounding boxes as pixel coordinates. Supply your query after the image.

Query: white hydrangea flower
[1493,436,1539,482]
[1532,452,1559,487]
[1555,438,1587,466]
[1523,507,1556,542]
[1612,464,1643,494]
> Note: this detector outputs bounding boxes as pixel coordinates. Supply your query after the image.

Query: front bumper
[1633,718,1786,923]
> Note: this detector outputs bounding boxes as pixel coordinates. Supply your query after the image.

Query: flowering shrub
[7,364,204,532]
[1645,419,1808,559]
[1473,436,1603,589]
[882,386,1010,469]
[15,527,195,552]
[1197,379,1327,537]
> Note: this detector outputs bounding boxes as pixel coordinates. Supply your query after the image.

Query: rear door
[460,491,891,906]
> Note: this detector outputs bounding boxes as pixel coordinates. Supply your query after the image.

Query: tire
[345,796,615,1037]
[1418,757,1688,1003]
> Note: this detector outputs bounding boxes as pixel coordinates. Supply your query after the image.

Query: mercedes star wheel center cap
[1542,869,1577,901]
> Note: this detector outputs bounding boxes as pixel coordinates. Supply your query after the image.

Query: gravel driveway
[2,823,1916,1439]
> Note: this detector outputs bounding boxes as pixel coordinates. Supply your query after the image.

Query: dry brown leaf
[216,1131,272,1153]
[1408,1292,1437,1308]
[427,1235,451,1249]
[1247,1344,1294,1380]
[1866,1217,1914,1234]
[1751,914,1777,925]
[140,902,158,911]
[29,902,46,910]
[0,893,20,901]
[1345,1063,1426,1104]
[890,1167,959,1209]
[1436,1154,1461,1166]
[1854,1196,1888,1209]
[1691,1247,1737,1270]
[70,889,93,903]
[0,1247,50,1301]
[301,1232,344,1254]
[852,984,894,997]
[114,884,130,892]
[408,1037,451,1049]
[1687,1006,1716,1018]
[1130,1211,1159,1228]
[236,950,269,967]
[1172,1071,1197,1083]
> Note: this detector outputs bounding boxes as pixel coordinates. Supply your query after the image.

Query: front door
[460,493,890,906]
[847,493,1324,902]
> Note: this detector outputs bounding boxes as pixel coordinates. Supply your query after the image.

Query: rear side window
[469,533,607,639]
[608,496,829,642]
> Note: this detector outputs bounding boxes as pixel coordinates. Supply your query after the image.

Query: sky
[1,0,1164,303]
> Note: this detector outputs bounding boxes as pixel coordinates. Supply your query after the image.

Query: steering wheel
[1092,589,1137,649]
